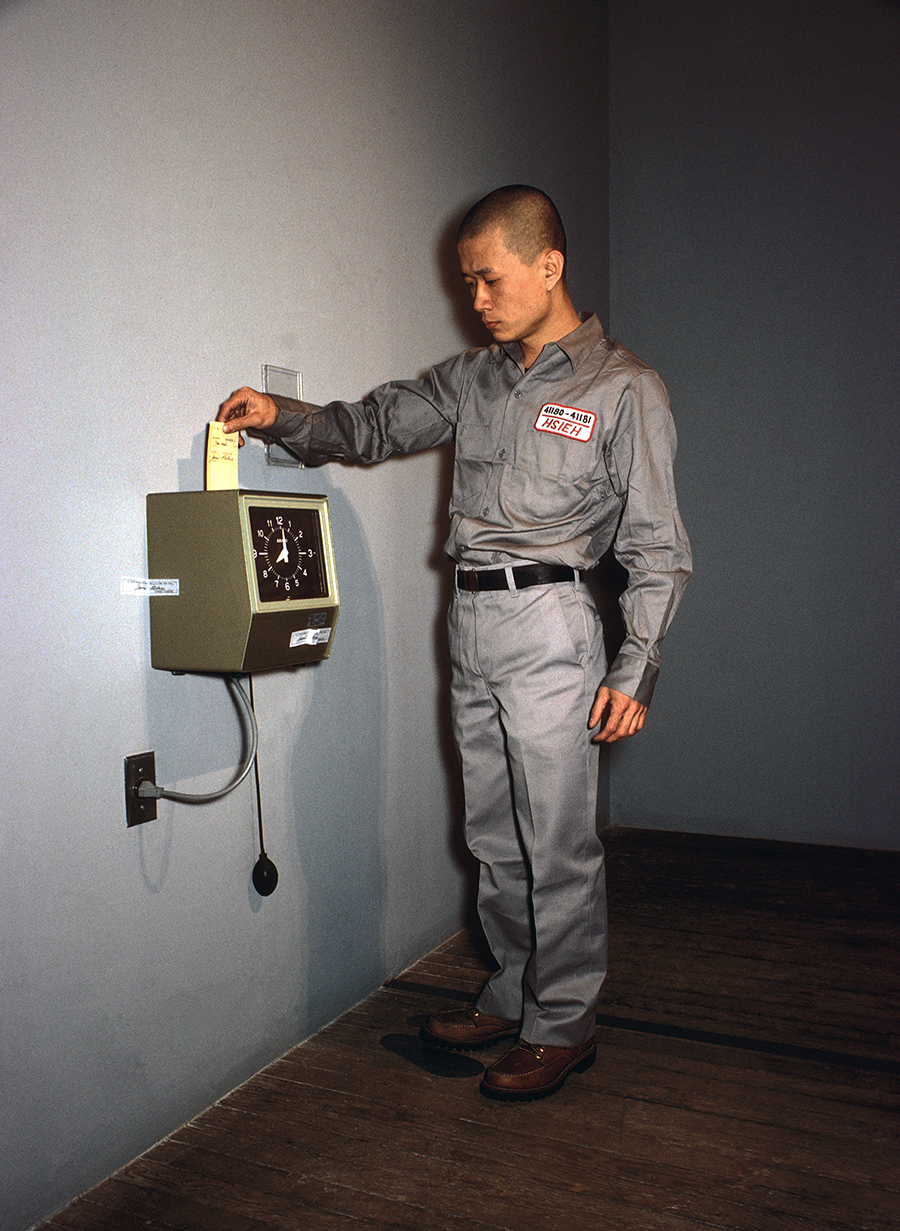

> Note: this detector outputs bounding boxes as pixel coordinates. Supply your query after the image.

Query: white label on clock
[121,577,180,595]
[290,628,330,647]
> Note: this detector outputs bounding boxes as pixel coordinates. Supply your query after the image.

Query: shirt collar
[496,313,606,373]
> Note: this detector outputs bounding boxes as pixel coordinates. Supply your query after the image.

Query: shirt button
[498,449,506,459]
[514,391,522,399]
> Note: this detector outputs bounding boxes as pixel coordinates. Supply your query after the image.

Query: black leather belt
[455,564,582,592]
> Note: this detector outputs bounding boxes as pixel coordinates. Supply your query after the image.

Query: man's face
[458,227,554,351]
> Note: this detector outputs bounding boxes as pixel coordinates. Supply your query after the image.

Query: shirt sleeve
[263,355,474,463]
[601,371,692,706]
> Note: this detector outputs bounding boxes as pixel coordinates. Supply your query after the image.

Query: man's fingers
[217,387,251,423]
[589,686,647,743]
[216,387,278,433]
[588,687,609,730]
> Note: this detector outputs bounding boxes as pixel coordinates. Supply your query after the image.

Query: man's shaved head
[458,185,567,266]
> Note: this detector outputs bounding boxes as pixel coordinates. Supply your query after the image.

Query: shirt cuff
[265,396,306,432]
[601,653,659,708]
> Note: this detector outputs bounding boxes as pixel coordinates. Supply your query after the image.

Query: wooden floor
[39,828,900,1231]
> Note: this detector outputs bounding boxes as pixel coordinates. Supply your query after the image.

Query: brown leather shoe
[420,1006,519,1051]
[480,1038,596,1100]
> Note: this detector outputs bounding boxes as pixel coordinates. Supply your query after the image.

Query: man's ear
[543,249,565,291]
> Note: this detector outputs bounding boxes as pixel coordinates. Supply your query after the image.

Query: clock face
[248,506,327,603]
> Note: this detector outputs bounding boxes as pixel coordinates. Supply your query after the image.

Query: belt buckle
[459,570,479,593]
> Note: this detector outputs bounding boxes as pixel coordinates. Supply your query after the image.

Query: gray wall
[607,0,900,848]
[0,2,606,1227]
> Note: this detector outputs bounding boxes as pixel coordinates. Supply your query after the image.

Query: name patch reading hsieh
[534,403,596,441]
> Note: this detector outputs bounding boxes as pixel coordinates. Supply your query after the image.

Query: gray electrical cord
[137,674,258,804]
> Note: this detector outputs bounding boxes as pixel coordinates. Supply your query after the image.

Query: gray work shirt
[266,313,691,705]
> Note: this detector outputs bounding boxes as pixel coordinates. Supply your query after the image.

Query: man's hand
[216,387,280,443]
[589,685,647,743]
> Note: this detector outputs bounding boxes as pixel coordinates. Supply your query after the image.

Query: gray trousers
[448,578,608,1048]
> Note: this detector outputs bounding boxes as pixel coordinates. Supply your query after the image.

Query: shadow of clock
[379,1033,484,1078]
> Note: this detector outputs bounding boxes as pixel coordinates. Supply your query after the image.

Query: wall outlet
[124,752,157,827]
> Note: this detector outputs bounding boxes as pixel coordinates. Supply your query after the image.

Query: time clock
[146,490,339,673]
[248,506,326,604]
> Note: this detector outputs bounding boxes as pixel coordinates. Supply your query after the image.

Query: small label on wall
[121,577,180,596]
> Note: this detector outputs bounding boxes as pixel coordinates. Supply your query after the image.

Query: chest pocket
[518,406,607,485]
[454,403,500,462]
[495,420,613,528]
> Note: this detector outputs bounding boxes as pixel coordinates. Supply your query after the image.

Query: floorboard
[36,828,900,1231]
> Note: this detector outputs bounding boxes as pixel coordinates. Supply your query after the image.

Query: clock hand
[276,529,289,564]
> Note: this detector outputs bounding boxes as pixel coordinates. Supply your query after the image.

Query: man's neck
[520,301,582,369]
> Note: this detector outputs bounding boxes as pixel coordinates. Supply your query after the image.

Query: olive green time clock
[146,489,339,673]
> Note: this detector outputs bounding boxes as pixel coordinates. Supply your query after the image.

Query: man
[217,185,691,1101]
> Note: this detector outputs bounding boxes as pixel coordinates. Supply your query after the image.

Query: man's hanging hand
[589,685,647,743]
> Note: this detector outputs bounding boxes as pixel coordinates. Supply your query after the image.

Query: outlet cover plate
[125,752,157,827]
